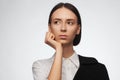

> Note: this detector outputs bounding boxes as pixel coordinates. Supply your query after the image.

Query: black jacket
[73,55,110,80]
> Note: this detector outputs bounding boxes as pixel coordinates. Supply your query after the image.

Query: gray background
[0,0,120,80]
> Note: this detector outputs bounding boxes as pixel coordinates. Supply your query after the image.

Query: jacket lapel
[73,55,98,80]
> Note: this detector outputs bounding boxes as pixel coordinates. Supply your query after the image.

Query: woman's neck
[62,44,74,58]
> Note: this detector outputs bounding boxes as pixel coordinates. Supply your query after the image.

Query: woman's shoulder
[75,55,110,80]
[32,57,53,68]
[78,55,105,66]
[32,57,54,79]
[78,54,109,72]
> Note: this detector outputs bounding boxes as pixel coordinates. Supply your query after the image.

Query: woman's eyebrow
[53,18,75,21]
[52,18,76,21]
[53,18,61,21]
[66,19,75,21]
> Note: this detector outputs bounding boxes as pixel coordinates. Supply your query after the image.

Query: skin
[45,7,80,80]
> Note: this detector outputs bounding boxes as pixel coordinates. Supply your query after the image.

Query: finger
[45,32,50,43]
[50,33,55,40]
[46,32,51,39]
[45,32,54,43]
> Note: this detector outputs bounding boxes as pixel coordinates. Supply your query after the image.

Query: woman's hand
[45,32,62,49]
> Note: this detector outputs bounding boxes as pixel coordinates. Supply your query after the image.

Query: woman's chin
[58,40,72,46]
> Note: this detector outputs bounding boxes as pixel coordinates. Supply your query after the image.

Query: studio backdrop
[0,0,120,80]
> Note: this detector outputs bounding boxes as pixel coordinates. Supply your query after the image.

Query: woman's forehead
[51,7,77,20]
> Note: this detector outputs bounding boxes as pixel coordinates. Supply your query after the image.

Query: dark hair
[48,2,82,46]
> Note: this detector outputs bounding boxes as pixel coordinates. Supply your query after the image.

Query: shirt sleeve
[32,61,48,80]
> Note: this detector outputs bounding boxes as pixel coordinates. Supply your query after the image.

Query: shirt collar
[63,51,80,68]
[51,51,80,68]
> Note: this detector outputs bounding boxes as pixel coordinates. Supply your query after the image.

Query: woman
[32,2,109,80]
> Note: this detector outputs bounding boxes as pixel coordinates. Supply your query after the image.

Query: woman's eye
[67,22,74,25]
[54,21,60,24]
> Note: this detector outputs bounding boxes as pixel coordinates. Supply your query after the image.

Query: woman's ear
[76,25,80,35]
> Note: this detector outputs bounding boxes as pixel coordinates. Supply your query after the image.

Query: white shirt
[32,52,80,80]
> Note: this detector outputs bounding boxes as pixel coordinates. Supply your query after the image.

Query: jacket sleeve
[96,63,110,80]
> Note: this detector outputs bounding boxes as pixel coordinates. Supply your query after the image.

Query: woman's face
[49,7,80,45]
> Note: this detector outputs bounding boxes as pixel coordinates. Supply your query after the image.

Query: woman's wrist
[56,44,63,51]
[55,43,62,50]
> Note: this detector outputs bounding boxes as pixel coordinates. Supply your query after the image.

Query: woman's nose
[60,23,67,32]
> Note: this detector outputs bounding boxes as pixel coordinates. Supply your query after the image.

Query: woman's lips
[59,35,67,39]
